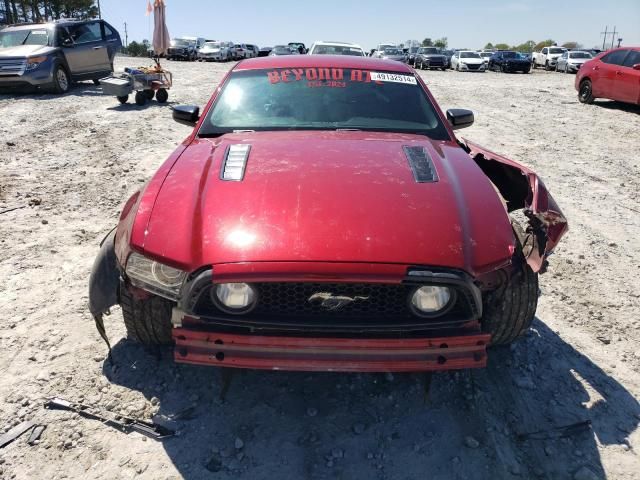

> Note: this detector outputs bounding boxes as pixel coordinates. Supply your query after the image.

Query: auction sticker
[369,72,417,85]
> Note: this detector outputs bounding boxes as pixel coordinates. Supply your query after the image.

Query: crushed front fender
[463,139,568,273]
[88,229,120,350]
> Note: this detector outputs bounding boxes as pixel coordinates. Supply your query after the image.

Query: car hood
[423,54,445,58]
[0,44,55,58]
[382,55,405,60]
[141,131,514,275]
[459,58,484,64]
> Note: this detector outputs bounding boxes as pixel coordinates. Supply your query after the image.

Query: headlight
[125,252,186,300]
[25,56,47,71]
[212,283,257,314]
[410,286,453,317]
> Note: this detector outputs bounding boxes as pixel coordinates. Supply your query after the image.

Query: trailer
[100,68,173,106]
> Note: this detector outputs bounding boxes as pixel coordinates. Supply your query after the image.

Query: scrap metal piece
[45,398,174,440]
[0,421,35,449]
[517,420,592,441]
[27,425,46,445]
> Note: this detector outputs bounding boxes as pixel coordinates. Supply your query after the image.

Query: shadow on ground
[103,319,639,480]
[592,100,640,114]
[0,81,104,99]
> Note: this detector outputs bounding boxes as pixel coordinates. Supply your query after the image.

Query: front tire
[121,288,173,345]
[156,88,168,103]
[135,91,147,106]
[482,220,538,346]
[51,65,70,94]
[578,79,594,104]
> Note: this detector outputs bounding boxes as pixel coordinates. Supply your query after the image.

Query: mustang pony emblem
[308,292,369,311]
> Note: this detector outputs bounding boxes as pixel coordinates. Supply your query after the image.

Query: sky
[98,0,640,51]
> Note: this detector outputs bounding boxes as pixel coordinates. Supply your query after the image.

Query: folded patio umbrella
[152,0,170,57]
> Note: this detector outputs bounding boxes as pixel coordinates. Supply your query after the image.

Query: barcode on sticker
[370,72,417,85]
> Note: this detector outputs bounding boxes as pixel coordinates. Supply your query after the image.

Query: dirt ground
[0,56,639,480]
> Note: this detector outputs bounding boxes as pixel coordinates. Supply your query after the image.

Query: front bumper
[458,63,485,72]
[199,52,223,60]
[173,326,490,372]
[0,60,55,88]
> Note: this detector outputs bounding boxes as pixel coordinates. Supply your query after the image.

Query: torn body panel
[463,139,568,273]
[88,230,120,350]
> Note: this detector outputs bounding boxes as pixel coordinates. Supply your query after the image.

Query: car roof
[234,55,414,73]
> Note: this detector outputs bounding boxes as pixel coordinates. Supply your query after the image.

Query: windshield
[460,52,480,59]
[502,51,517,58]
[313,45,363,56]
[199,69,449,140]
[384,49,402,55]
[480,52,492,57]
[172,39,190,47]
[204,42,220,48]
[420,48,439,54]
[0,28,50,47]
[549,48,565,54]
[272,46,293,54]
[569,52,592,59]
[409,47,419,53]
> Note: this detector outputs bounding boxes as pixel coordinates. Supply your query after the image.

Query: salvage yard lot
[0,57,639,479]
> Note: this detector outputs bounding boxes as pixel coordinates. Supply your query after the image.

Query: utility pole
[97,0,101,19]
[610,26,617,49]
[124,22,128,48]
[600,26,608,51]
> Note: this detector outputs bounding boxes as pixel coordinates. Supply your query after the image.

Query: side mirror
[62,38,74,48]
[633,64,640,71]
[173,105,200,127]
[446,109,474,130]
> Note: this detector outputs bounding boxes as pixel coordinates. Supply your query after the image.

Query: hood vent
[221,144,251,181]
[403,146,438,183]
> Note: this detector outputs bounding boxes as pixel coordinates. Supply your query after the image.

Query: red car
[576,47,640,105]
[89,56,567,372]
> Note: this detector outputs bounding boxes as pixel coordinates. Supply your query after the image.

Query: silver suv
[0,19,122,93]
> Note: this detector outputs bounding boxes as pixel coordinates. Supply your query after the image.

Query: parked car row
[164,37,260,62]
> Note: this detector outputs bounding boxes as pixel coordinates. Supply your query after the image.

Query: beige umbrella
[152,0,170,58]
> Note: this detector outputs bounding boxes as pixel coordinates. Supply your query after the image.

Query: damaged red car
[89,56,567,372]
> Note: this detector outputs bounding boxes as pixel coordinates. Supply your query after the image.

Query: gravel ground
[0,56,639,480]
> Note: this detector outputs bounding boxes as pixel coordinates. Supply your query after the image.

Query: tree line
[483,40,583,52]
[0,0,98,24]
[419,37,584,52]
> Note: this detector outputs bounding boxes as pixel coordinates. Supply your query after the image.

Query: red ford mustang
[89,56,567,372]
[576,47,640,105]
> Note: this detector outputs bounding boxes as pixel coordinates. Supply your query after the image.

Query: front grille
[467,64,481,70]
[427,58,444,65]
[0,59,26,76]
[190,281,478,333]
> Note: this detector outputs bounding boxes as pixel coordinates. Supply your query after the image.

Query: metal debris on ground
[27,425,46,445]
[0,421,36,449]
[44,397,174,440]
[517,420,592,441]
